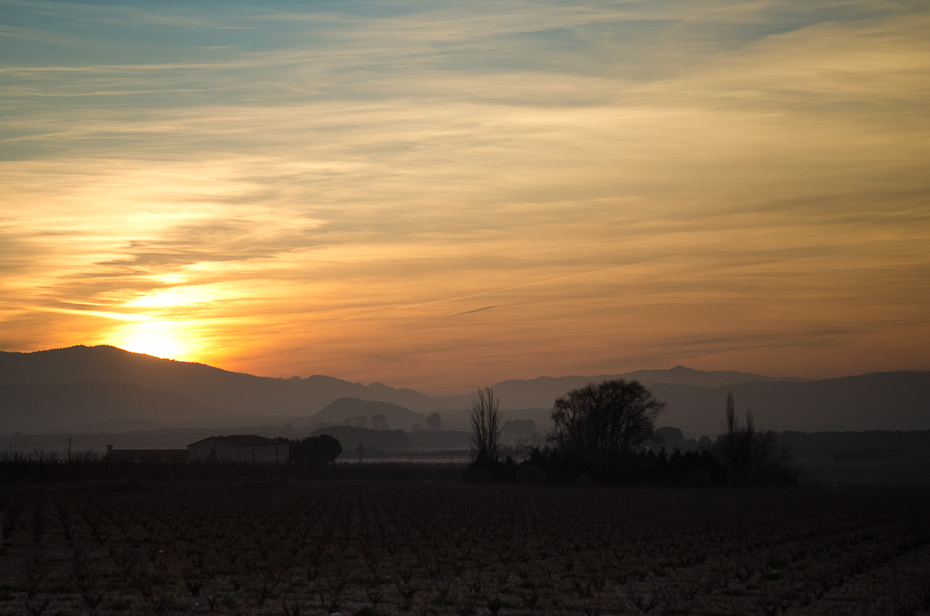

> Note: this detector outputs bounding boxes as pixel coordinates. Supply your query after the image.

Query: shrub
[715,392,798,486]
[290,435,342,465]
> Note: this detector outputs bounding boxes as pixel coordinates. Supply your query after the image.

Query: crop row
[1,482,930,615]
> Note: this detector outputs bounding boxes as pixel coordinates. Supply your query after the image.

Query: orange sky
[1,1,928,394]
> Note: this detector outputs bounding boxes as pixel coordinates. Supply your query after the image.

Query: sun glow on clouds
[1,0,929,392]
[102,320,192,360]
[125,285,238,310]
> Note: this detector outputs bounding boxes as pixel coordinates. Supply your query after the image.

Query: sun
[107,320,193,360]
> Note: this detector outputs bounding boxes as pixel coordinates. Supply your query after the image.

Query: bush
[290,434,342,465]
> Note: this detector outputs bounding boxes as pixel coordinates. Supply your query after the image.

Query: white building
[187,435,289,463]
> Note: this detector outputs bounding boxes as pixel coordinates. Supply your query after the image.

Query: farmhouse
[187,434,289,463]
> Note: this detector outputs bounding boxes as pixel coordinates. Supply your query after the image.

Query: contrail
[448,305,498,318]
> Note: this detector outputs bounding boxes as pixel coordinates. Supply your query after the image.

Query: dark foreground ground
[1,479,929,616]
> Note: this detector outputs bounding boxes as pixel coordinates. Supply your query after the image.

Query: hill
[0,382,241,433]
[653,371,930,436]
[429,366,803,411]
[0,346,927,436]
[0,346,803,416]
[307,398,426,431]
[0,345,434,416]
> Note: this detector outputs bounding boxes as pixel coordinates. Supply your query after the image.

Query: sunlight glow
[126,285,233,310]
[106,320,194,360]
[1,0,928,389]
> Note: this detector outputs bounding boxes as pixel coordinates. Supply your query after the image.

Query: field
[2,479,930,616]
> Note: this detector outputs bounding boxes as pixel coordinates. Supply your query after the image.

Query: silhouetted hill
[431,367,803,410]
[1,346,926,436]
[653,371,930,436]
[624,365,804,387]
[0,345,434,415]
[308,398,426,430]
[0,346,804,417]
[0,382,241,433]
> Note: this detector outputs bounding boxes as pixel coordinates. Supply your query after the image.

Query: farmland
[1,480,930,615]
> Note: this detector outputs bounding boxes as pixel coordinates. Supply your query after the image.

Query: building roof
[188,434,288,448]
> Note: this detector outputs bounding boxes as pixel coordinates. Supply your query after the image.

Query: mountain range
[1,345,927,436]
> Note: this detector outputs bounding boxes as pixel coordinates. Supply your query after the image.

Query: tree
[371,414,389,430]
[291,434,342,465]
[548,379,664,463]
[426,412,443,431]
[715,392,796,485]
[470,387,503,463]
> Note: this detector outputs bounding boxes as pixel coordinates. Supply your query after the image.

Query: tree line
[467,379,798,486]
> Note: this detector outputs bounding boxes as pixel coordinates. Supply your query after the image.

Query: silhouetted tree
[371,414,389,430]
[715,392,796,485]
[548,379,664,464]
[426,412,443,430]
[470,388,503,464]
[291,434,342,465]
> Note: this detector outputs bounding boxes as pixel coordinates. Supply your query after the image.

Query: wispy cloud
[0,0,928,392]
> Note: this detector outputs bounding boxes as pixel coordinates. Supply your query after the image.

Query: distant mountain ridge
[623,365,805,387]
[653,371,930,436]
[0,382,242,433]
[0,346,789,416]
[0,345,926,436]
[0,345,433,416]
[441,366,804,411]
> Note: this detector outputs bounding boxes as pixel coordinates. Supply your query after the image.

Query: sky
[1,0,928,394]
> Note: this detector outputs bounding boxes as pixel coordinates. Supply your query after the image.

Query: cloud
[0,0,928,391]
